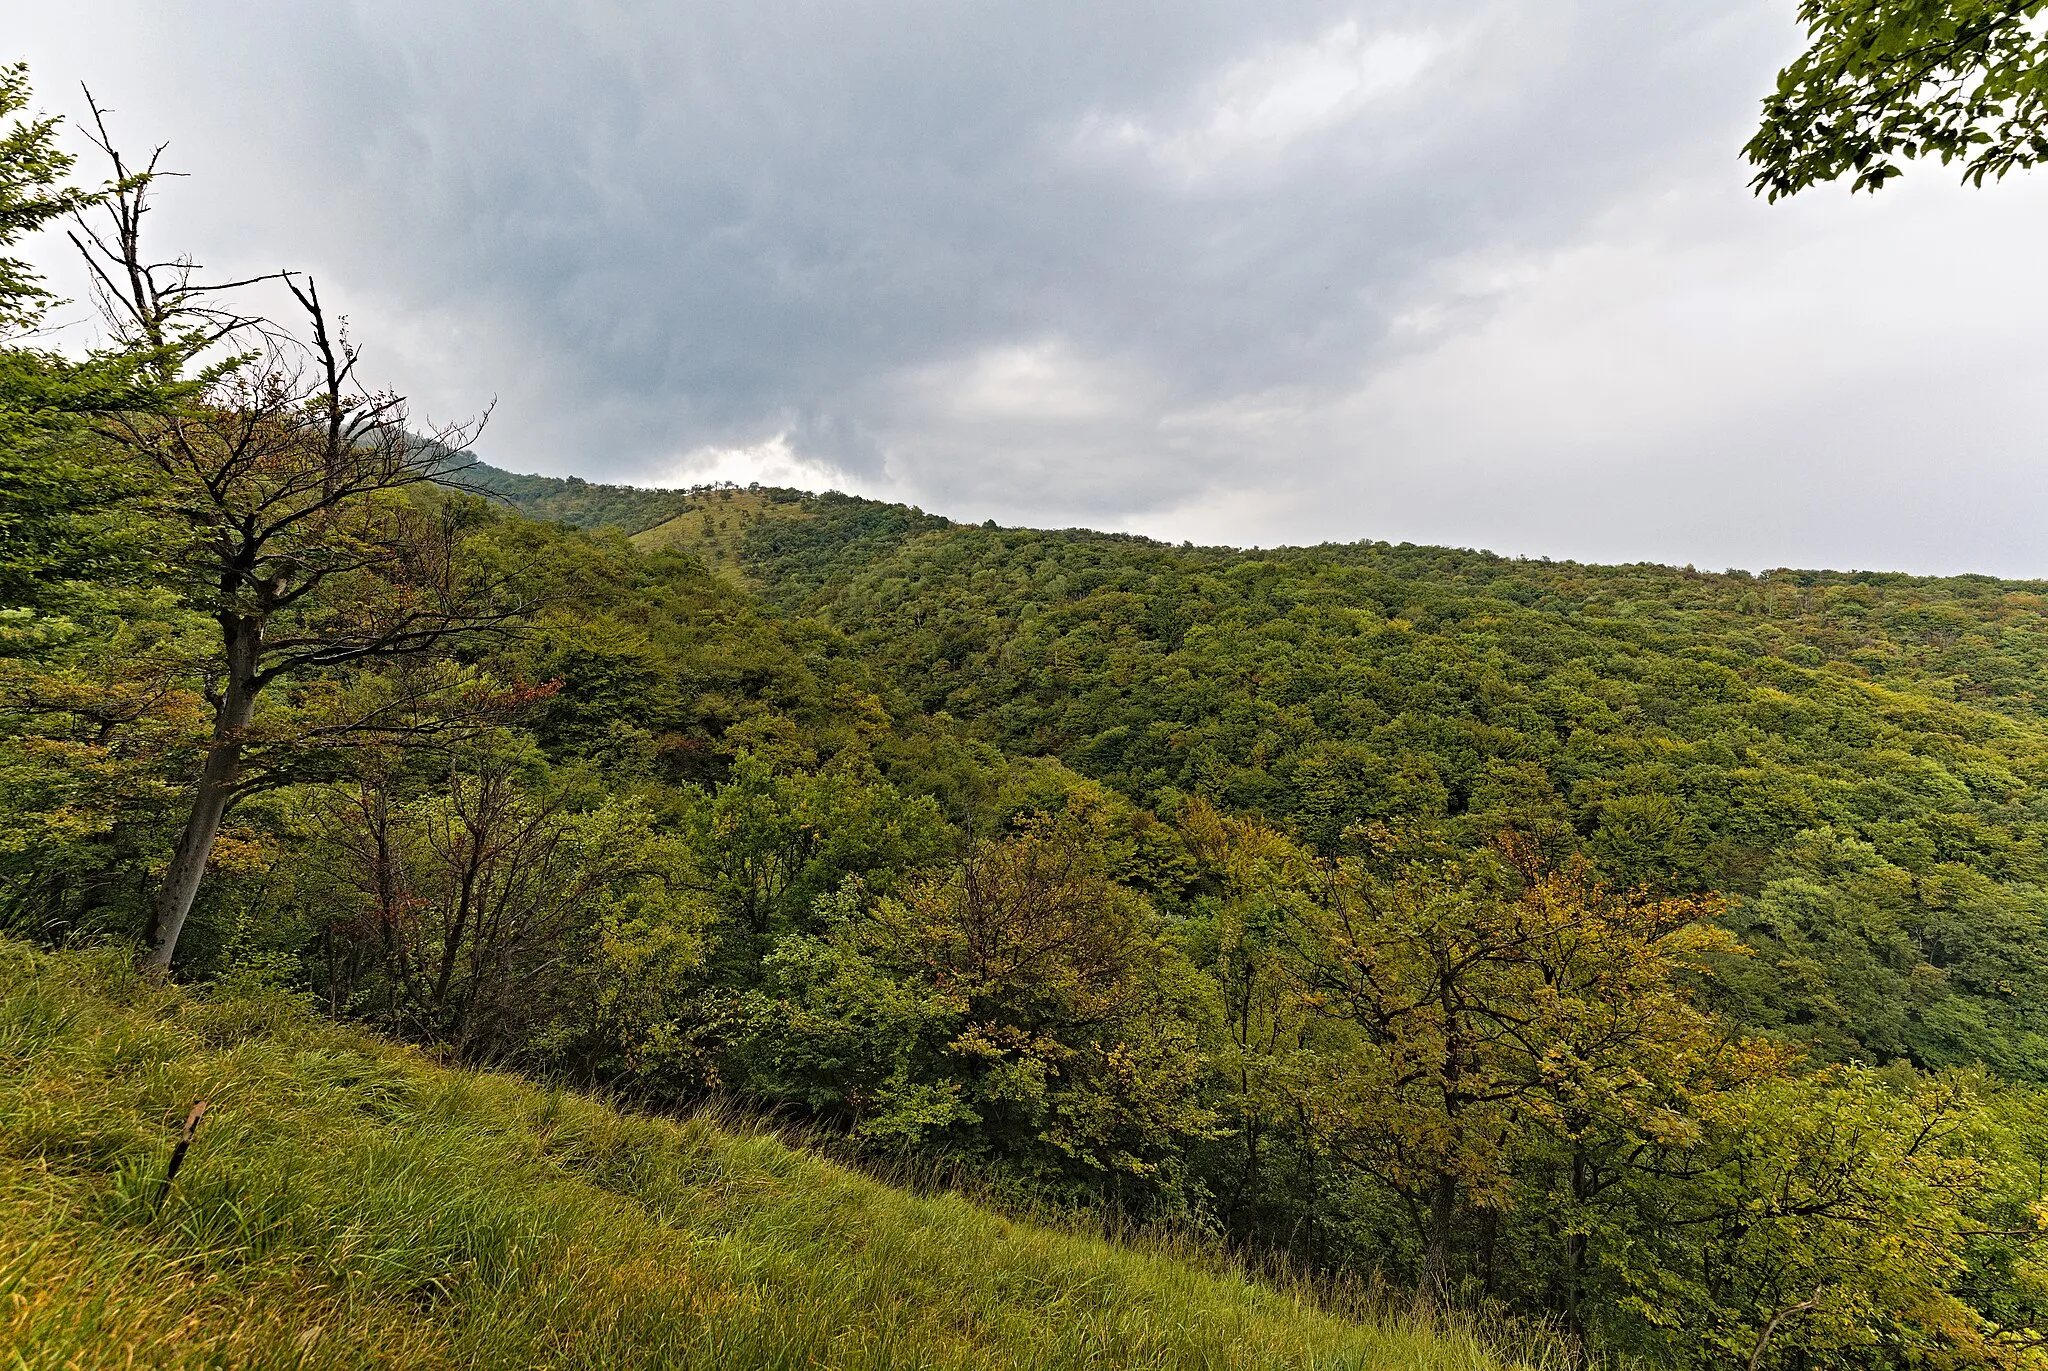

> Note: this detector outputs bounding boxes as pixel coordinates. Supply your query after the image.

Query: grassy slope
[0,942,1526,1371]
[630,489,821,584]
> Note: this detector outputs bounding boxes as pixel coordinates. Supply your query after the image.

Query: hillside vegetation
[12,71,2048,1371]
[1,940,1506,1371]
[489,477,2048,1080]
[630,489,832,584]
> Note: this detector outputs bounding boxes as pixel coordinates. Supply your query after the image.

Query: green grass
[0,941,1545,1371]
[630,489,815,585]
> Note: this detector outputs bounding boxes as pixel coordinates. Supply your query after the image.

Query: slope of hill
[629,487,848,583]
[0,940,1529,1371]
[463,470,2048,1078]
[464,461,957,589]
[461,460,707,534]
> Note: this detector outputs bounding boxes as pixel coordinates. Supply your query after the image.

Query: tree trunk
[1562,1148,1590,1359]
[1413,1171,1458,1314]
[1233,1116,1263,1229]
[1477,1205,1500,1299]
[145,624,259,972]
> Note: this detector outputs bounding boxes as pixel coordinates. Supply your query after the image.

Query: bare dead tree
[66,88,277,366]
[72,108,519,973]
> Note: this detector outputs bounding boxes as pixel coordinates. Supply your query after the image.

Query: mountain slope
[472,467,2048,722]
[0,940,1529,1371]
[462,468,2048,1078]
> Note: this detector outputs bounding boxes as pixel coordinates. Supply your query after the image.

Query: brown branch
[153,1100,210,1209]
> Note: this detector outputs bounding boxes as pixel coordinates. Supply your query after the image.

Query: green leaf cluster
[1748,0,2048,196]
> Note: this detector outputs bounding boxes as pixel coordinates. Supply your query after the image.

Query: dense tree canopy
[583,491,2048,1082]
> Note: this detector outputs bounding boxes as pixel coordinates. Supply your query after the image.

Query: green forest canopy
[475,467,2048,1080]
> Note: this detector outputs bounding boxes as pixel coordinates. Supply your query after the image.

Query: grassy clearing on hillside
[0,942,1544,1371]
[631,490,810,583]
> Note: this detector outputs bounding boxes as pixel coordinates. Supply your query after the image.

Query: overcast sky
[14,3,2048,575]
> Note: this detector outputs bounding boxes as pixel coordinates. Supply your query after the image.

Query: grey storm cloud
[13,2,2048,574]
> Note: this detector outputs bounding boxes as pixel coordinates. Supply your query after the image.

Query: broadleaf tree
[1749,0,2048,197]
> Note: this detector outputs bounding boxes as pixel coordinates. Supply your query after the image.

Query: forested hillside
[13,65,2048,1371]
[492,477,2048,1081]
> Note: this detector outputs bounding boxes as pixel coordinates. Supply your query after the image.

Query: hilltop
[467,462,2048,720]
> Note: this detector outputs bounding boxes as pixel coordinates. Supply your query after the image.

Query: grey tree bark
[145,621,259,972]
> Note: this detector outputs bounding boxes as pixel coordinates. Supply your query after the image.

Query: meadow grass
[629,488,807,583]
[0,939,1549,1370]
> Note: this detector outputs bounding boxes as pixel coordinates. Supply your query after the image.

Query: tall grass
[0,940,1560,1370]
